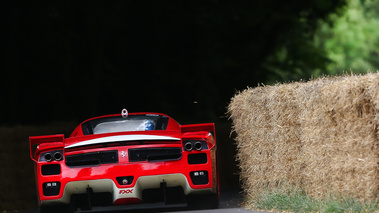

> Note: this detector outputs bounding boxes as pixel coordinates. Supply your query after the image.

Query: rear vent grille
[188,153,208,165]
[66,150,118,167]
[129,148,182,162]
[41,164,61,175]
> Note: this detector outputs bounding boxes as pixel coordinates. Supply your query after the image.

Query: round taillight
[54,152,62,161]
[44,153,52,162]
[194,141,203,151]
[185,142,193,151]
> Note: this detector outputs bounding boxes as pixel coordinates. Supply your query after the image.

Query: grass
[245,186,379,213]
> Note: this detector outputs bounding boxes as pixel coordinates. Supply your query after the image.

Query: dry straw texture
[228,73,379,202]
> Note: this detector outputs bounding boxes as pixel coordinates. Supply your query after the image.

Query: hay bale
[228,73,379,201]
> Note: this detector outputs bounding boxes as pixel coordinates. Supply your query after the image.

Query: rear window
[81,114,169,135]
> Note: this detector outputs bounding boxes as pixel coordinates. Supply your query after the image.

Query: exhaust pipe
[54,152,62,161]
[194,142,202,151]
[45,153,52,162]
[184,142,193,151]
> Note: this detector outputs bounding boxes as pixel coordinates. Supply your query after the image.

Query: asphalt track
[20,189,266,213]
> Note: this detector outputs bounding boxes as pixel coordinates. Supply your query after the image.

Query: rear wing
[180,123,216,140]
[29,134,65,162]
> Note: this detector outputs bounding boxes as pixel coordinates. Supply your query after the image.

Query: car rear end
[30,126,218,212]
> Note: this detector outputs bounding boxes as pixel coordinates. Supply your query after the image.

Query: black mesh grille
[129,148,182,162]
[65,150,118,167]
[188,153,208,165]
[41,164,61,175]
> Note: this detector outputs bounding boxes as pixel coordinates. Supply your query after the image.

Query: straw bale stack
[228,73,379,201]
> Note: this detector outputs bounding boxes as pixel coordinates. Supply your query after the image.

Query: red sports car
[30,110,219,213]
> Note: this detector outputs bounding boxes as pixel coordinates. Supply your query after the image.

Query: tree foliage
[314,0,379,75]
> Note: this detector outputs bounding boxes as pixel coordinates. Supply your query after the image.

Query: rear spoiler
[180,123,216,140]
[29,134,65,162]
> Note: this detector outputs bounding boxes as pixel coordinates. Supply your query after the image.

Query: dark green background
[4,0,346,125]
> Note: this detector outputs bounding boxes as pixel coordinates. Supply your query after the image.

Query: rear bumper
[35,144,219,205]
[41,173,214,205]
